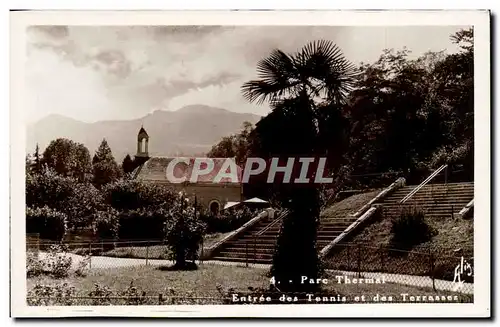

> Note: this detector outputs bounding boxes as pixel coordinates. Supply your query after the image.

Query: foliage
[164,193,206,269]
[118,207,169,241]
[27,283,77,306]
[92,207,120,242]
[346,28,473,184]
[26,206,67,241]
[26,245,73,278]
[43,244,74,278]
[389,207,437,252]
[41,138,92,182]
[122,154,136,175]
[92,139,121,188]
[207,121,254,166]
[26,253,45,278]
[26,169,75,213]
[26,170,103,230]
[88,283,114,305]
[102,179,176,211]
[200,207,258,233]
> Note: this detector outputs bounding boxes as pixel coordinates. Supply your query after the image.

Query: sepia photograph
[9,10,490,318]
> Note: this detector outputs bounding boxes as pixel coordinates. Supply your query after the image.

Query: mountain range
[26,105,262,161]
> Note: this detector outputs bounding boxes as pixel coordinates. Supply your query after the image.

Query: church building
[131,126,243,214]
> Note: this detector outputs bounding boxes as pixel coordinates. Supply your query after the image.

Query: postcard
[10,9,490,318]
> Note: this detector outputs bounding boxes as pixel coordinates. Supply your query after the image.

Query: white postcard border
[10,9,491,318]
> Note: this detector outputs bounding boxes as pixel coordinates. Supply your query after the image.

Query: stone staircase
[211,191,381,264]
[210,182,474,264]
[375,182,474,219]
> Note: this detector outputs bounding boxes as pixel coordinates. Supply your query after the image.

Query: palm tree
[241,40,356,293]
[242,40,357,107]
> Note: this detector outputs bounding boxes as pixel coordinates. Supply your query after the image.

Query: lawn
[27,264,472,305]
[325,210,474,281]
[70,232,233,260]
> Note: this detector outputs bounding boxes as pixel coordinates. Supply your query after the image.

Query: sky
[25,25,467,124]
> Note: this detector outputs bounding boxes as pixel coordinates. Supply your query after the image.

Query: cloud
[26,25,466,123]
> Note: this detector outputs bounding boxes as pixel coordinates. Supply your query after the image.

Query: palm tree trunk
[270,187,321,293]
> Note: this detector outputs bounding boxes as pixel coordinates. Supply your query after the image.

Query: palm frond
[241,49,302,104]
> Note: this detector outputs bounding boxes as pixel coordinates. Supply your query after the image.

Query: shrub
[200,207,258,233]
[118,208,168,241]
[26,252,44,278]
[43,245,73,278]
[88,283,114,305]
[92,208,119,251]
[26,169,103,231]
[64,182,104,230]
[25,170,75,212]
[164,193,206,269]
[26,245,73,279]
[26,206,67,241]
[102,179,176,211]
[27,283,77,306]
[389,207,437,252]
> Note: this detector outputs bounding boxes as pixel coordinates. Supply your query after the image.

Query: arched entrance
[209,200,221,215]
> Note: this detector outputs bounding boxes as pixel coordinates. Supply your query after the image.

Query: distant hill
[26,105,262,161]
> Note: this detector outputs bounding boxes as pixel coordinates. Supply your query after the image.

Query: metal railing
[244,209,289,266]
[400,164,448,204]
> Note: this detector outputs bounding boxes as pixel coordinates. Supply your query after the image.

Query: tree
[164,192,206,270]
[122,154,136,175]
[241,40,356,292]
[207,122,254,166]
[92,139,120,188]
[41,138,92,182]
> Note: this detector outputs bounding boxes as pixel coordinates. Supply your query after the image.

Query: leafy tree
[164,192,206,270]
[241,40,357,292]
[26,206,67,241]
[102,179,176,212]
[26,168,103,231]
[41,138,92,182]
[92,139,121,187]
[207,121,254,166]
[121,154,136,175]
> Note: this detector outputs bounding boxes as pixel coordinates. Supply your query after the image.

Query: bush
[26,170,74,212]
[27,283,77,306]
[26,245,73,278]
[164,193,206,269]
[26,253,44,278]
[389,207,437,252]
[42,245,73,278]
[26,169,103,231]
[118,208,168,241]
[26,206,67,241]
[92,208,119,251]
[65,182,104,230]
[201,207,258,233]
[102,179,176,211]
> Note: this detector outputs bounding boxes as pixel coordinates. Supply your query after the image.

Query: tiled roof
[134,157,242,184]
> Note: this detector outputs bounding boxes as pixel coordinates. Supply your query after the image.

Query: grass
[320,189,382,221]
[326,207,474,281]
[27,264,472,305]
[69,232,234,259]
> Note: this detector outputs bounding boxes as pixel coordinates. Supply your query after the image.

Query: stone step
[217,251,274,260]
[211,256,272,264]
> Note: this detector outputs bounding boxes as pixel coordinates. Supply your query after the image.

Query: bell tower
[135,125,150,162]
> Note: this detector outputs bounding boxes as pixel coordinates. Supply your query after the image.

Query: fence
[323,243,474,294]
[26,238,207,269]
